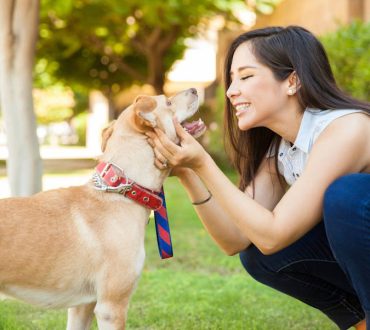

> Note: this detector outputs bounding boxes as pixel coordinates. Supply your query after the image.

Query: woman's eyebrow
[238,65,257,71]
[230,65,257,76]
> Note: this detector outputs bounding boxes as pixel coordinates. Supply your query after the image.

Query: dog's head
[133,88,205,142]
[101,88,206,152]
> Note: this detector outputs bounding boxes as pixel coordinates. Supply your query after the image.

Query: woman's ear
[287,71,301,95]
[101,120,116,152]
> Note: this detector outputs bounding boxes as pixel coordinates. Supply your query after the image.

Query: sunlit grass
[0,172,338,329]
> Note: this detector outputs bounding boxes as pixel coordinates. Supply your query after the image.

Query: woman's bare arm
[176,156,285,255]
[148,113,370,255]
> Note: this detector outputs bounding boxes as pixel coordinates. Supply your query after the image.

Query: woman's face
[226,42,290,131]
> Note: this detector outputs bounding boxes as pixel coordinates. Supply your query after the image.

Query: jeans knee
[324,174,350,205]
[239,246,271,282]
[324,174,358,225]
[323,174,370,258]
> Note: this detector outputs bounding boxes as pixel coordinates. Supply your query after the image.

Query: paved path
[0,173,92,198]
[0,146,100,160]
[0,146,99,198]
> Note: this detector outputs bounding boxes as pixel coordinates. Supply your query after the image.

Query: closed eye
[241,75,253,80]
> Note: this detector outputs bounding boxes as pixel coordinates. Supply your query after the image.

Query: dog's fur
[0,89,200,329]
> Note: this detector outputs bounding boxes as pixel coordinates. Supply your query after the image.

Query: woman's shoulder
[309,111,370,173]
[310,110,368,145]
[325,111,370,137]
[308,108,369,141]
[305,107,368,120]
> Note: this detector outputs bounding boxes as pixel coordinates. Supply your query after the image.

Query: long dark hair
[224,26,370,192]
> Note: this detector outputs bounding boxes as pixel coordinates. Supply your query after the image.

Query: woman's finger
[173,118,191,141]
[153,148,167,163]
[147,133,176,168]
[146,132,175,159]
[156,143,177,165]
[146,137,155,147]
[146,130,173,151]
[154,156,170,170]
[153,128,182,154]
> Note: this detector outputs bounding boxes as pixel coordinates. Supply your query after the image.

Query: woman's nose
[226,81,240,99]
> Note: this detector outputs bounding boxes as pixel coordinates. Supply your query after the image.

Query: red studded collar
[92,162,163,211]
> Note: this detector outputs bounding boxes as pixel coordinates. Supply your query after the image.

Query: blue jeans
[239,174,370,329]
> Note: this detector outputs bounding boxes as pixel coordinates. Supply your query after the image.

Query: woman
[146,26,370,329]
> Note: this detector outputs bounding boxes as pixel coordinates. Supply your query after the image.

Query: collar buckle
[92,172,133,194]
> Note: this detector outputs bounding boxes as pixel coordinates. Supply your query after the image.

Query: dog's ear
[134,95,157,128]
[101,120,116,152]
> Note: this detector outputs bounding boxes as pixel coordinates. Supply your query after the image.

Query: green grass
[0,173,338,329]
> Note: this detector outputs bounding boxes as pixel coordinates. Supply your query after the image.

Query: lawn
[0,171,338,329]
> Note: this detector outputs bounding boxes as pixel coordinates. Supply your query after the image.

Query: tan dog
[0,88,205,329]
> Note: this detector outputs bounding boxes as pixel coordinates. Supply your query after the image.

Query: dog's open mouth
[181,119,206,138]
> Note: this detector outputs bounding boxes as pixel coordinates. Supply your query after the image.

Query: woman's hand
[145,119,208,173]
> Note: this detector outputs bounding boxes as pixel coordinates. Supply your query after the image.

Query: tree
[247,0,284,15]
[0,0,42,196]
[36,0,246,98]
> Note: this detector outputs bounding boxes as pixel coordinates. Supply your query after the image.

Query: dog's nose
[189,88,197,95]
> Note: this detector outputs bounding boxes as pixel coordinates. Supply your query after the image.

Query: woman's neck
[266,103,304,144]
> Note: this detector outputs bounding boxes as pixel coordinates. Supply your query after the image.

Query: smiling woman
[226,42,294,133]
[146,25,370,330]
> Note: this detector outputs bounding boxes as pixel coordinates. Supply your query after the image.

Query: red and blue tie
[154,187,173,259]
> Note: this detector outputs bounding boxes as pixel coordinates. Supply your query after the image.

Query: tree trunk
[0,0,42,196]
[148,54,165,95]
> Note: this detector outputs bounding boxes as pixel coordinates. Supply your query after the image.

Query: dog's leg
[66,302,96,330]
[94,295,133,330]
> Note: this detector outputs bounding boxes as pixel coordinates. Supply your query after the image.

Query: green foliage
[33,86,75,124]
[320,20,370,101]
[253,0,284,15]
[201,84,234,171]
[34,0,283,132]
[36,0,246,96]
[34,0,283,125]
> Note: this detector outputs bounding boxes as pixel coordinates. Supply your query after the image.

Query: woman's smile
[234,102,251,117]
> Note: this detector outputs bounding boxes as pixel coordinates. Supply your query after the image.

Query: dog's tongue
[182,119,206,138]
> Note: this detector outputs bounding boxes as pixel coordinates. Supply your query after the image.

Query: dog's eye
[166,100,172,106]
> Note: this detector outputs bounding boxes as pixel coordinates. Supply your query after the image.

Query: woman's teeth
[235,103,251,115]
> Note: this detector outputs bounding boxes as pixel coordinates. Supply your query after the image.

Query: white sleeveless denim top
[273,108,367,185]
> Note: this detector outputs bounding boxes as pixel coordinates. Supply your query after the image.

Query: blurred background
[0,1,369,329]
[0,0,369,196]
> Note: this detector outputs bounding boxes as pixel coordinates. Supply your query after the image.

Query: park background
[0,0,369,328]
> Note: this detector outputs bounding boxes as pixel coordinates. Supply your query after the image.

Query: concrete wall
[366,0,370,20]
[254,0,370,35]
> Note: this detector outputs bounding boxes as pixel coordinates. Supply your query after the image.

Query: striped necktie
[154,187,173,259]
